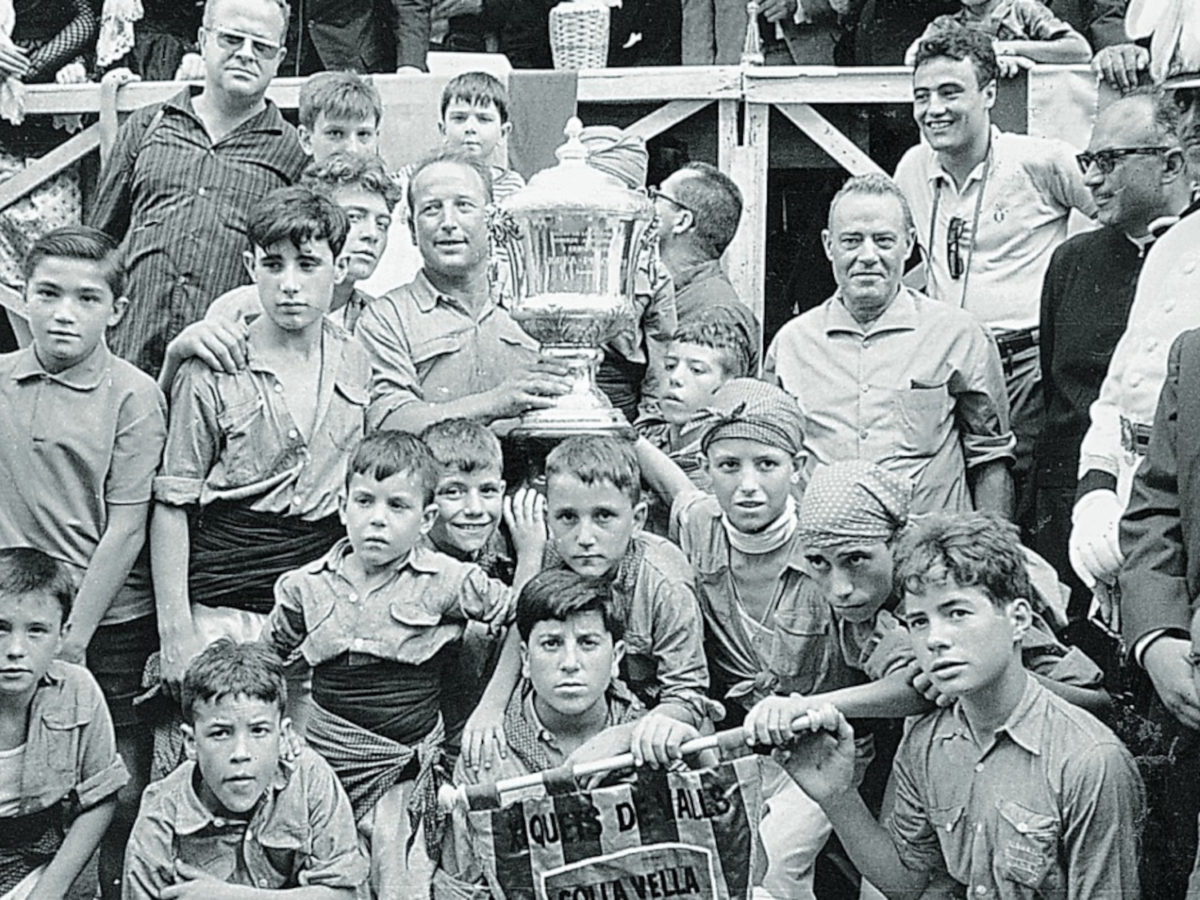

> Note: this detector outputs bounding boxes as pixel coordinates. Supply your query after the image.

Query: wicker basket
[549,1,610,70]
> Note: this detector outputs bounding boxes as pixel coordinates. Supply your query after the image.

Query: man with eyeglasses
[651,162,761,374]
[88,0,306,378]
[893,24,1094,533]
[1033,93,1189,660]
[765,173,1015,518]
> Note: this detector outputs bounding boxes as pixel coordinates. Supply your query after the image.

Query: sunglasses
[947,216,966,280]
[1075,147,1170,175]
[649,186,695,216]
[206,27,283,60]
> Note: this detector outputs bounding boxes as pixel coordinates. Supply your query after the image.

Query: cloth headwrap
[698,378,805,457]
[798,460,912,551]
[580,125,649,189]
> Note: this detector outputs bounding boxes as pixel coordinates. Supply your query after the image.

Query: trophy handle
[742,0,764,66]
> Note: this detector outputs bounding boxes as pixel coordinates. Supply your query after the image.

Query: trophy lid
[502,117,654,219]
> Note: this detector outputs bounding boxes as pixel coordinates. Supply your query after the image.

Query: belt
[994,327,1040,358]
[1120,415,1152,455]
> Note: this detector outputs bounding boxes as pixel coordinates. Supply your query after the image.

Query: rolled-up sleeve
[261,573,310,661]
[75,681,130,810]
[153,360,221,506]
[643,570,720,726]
[357,298,423,431]
[951,325,1016,469]
[455,566,514,628]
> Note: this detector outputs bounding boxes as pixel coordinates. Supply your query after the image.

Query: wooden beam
[574,65,743,102]
[743,66,914,104]
[775,102,884,175]
[624,99,710,141]
[0,124,101,213]
[721,101,769,343]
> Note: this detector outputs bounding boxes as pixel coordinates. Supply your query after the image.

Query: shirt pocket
[411,334,465,394]
[769,606,831,696]
[328,381,368,452]
[216,394,277,485]
[29,706,87,805]
[892,378,951,456]
[258,822,307,884]
[993,799,1059,889]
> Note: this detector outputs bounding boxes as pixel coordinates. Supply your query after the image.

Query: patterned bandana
[798,460,912,551]
[698,378,805,457]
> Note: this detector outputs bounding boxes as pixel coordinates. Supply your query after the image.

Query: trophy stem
[511,346,633,439]
[742,0,764,66]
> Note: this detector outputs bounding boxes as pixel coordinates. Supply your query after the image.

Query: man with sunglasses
[651,162,761,374]
[893,24,1094,534]
[1033,94,1189,660]
[88,0,306,378]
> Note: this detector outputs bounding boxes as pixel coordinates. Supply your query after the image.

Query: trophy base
[509,407,635,441]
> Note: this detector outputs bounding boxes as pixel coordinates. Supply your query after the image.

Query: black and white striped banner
[467,756,765,899]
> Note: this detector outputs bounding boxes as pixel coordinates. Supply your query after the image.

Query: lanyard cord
[927,144,992,309]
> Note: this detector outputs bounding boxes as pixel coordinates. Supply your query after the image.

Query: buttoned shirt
[671,489,867,716]
[154,320,369,520]
[672,258,762,375]
[122,747,366,899]
[894,126,1095,332]
[887,675,1143,899]
[261,538,512,668]
[87,90,307,376]
[764,287,1015,515]
[356,269,539,432]
[0,344,166,623]
[1078,209,1200,505]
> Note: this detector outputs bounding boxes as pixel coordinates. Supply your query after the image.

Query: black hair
[346,430,439,505]
[181,638,287,723]
[516,568,624,642]
[247,185,350,259]
[23,225,123,299]
[0,547,74,621]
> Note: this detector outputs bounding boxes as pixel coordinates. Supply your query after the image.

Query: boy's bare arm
[1030,673,1112,716]
[59,502,150,662]
[996,31,1092,63]
[28,799,116,900]
[634,437,696,511]
[151,503,204,695]
[461,627,521,773]
[155,867,353,900]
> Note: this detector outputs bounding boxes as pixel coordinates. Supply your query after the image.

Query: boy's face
[903,581,1029,699]
[244,238,347,333]
[661,342,729,426]
[342,470,438,574]
[439,99,510,162]
[333,185,391,283]
[705,438,800,534]
[24,257,126,374]
[546,474,646,579]
[804,542,893,623]
[409,161,491,280]
[0,591,65,699]
[428,465,505,555]
[299,112,379,161]
[912,55,995,157]
[522,609,623,720]
[184,693,286,816]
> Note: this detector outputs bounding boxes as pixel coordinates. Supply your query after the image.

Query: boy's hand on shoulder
[167,319,249,375]
[771,703,856,805]
[906,660,953,708]
[504,487,547,561]
[743,693,815,748]
[462,703,508,774]
[630,713,697,769]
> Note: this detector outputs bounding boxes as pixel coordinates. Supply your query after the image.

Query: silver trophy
[501,117,655,437]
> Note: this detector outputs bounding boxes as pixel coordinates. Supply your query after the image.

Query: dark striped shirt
[87,89,307,376]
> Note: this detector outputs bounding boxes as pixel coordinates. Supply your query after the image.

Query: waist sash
[189,502,342,613]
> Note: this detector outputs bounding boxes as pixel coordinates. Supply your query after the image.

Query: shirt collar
[673,258,725,292]
[166,88,287,136]
[244,318,349,375]
[948,671,1043,757]
[410,269,495,319]
[929,125,1001,190]
[320,537,444,577]
[171,758,292,836]
[824,286,919,337]
[10,343,111,390]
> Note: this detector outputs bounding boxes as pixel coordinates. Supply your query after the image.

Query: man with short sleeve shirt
[893,24,1095,524]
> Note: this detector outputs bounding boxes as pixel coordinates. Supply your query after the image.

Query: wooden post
[720,98,769,351]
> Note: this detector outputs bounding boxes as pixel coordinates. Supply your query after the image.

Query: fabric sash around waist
[0,804,63,896]
[188,502,343,614]
[312,652,444,748]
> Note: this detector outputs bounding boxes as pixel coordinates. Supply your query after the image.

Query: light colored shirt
[937,0,1073,41]
[154,320,369,520]
[0,344,166,623]
[1078,210,1200,504]
[0,745,22,818]
[894,126,1095,332]
[261,538,512,668]
[356,269,539,432]
[887,675,1143,899]
[764,287,1016,515]
[122,747,366,899]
